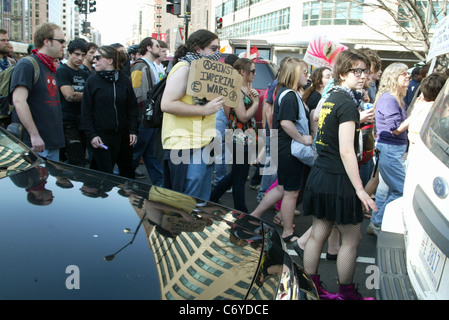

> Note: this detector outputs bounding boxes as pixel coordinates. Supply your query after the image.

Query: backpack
[0,56,40,117]
[141,75,166,128]
[358,123,375,165]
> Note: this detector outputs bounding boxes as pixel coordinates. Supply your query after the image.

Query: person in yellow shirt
[161,29,224,200]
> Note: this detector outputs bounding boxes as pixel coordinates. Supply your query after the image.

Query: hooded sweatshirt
[81,70,139,141]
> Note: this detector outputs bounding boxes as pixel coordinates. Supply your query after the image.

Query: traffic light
[75,0,88,14]
[216,17,223,30]
[82,21,91,34]
[167,0,181,15]
[89,0,96,13]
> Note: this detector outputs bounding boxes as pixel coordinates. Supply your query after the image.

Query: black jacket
[81,70,139,141]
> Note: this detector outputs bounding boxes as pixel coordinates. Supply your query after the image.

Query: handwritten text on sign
[187,58,242,108]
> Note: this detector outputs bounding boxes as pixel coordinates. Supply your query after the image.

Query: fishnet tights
[303,217,362,285]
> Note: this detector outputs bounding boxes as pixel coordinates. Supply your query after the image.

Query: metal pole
[184,0,191,41]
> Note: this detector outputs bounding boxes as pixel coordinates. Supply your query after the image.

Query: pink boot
[337,283,375,300]
[266,180,283,211]
[310,275,338,300]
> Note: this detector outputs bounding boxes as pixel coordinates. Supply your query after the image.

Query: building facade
[212,0,432,66]
[2,1,443,66]
[0,0,30,43]
[28,0,61,43]
[61,0,77,41]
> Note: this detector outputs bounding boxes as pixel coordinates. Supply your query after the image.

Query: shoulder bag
[278,89,317,167]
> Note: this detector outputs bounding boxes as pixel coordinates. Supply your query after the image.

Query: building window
[398,1,448,28]
[220,8,290,39]
[302,0,364,27]
[235,0,249,11]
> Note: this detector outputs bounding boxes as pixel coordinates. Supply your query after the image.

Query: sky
[88,0,140,45]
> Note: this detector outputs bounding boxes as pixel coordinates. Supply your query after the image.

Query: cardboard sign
[304,35,347,68]
[186,58,242,108]
[161,214,207,233]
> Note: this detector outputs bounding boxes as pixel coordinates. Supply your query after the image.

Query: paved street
[139,163,378,299]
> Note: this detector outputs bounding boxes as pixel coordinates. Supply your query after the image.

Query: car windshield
[253,61,277,90]
[422,79,449,168]
[0,128,37,177]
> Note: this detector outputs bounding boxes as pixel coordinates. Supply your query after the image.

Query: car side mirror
[7,123,24,140]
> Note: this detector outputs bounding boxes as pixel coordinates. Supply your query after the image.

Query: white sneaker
[367,222,380,236]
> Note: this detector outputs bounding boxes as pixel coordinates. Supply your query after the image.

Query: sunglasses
[93,55,103,61]
[50,38,66,45]
[250,69,256,75]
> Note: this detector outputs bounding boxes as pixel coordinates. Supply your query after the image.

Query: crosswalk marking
[287,250,375,264]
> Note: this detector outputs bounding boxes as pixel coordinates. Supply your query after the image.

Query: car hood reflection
[0,160,316,300]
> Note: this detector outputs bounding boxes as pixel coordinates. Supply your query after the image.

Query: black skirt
[303,166,363,225]
[277,147,310,191]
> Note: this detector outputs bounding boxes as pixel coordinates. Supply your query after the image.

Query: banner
[427,15,449,62]
[304,35,347,68]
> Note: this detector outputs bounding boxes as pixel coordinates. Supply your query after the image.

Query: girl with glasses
[302,49,377,300]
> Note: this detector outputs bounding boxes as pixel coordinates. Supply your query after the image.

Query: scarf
[329,85,360,106]
[179,51,221,65]
[97,70,119,82]
[31,49,56,73]
[0,55,10,71]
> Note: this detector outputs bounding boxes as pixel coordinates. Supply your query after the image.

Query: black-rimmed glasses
[347,68,369,77]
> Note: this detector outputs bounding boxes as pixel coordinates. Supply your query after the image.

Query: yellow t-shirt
[161,61,217,150]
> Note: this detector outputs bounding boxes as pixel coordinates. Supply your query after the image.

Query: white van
[376,71,449,300]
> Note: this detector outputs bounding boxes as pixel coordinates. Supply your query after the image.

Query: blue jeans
[38,149,60,162]
[133,126,163,186]
[164,146,213,201]
[185,148,214,201]
[359,158,374,187]
[371,173,388,226]
[213,108,229,185]
[257,128,277,200]
[371,142,407,227]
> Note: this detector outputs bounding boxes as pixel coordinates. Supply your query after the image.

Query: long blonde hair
[375,62,408,108]
[277,57,307,92]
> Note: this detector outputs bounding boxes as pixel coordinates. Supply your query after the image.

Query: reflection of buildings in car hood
[0,145,33,179]
[149,217,273,300]
[136,187,272,300]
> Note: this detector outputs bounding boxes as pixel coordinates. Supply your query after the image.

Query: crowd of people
[2,23,449,300]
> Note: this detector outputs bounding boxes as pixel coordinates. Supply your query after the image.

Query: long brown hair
[98,45,128,71]
[302,67,331,103]
[173,29,218,65]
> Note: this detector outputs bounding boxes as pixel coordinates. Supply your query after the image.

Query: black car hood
[0,160,311,300]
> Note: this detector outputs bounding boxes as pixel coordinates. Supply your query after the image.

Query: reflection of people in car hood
[9,165,54,206]
[146,186,204,236]
[145,186,227,235]
[79,174,114,198]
